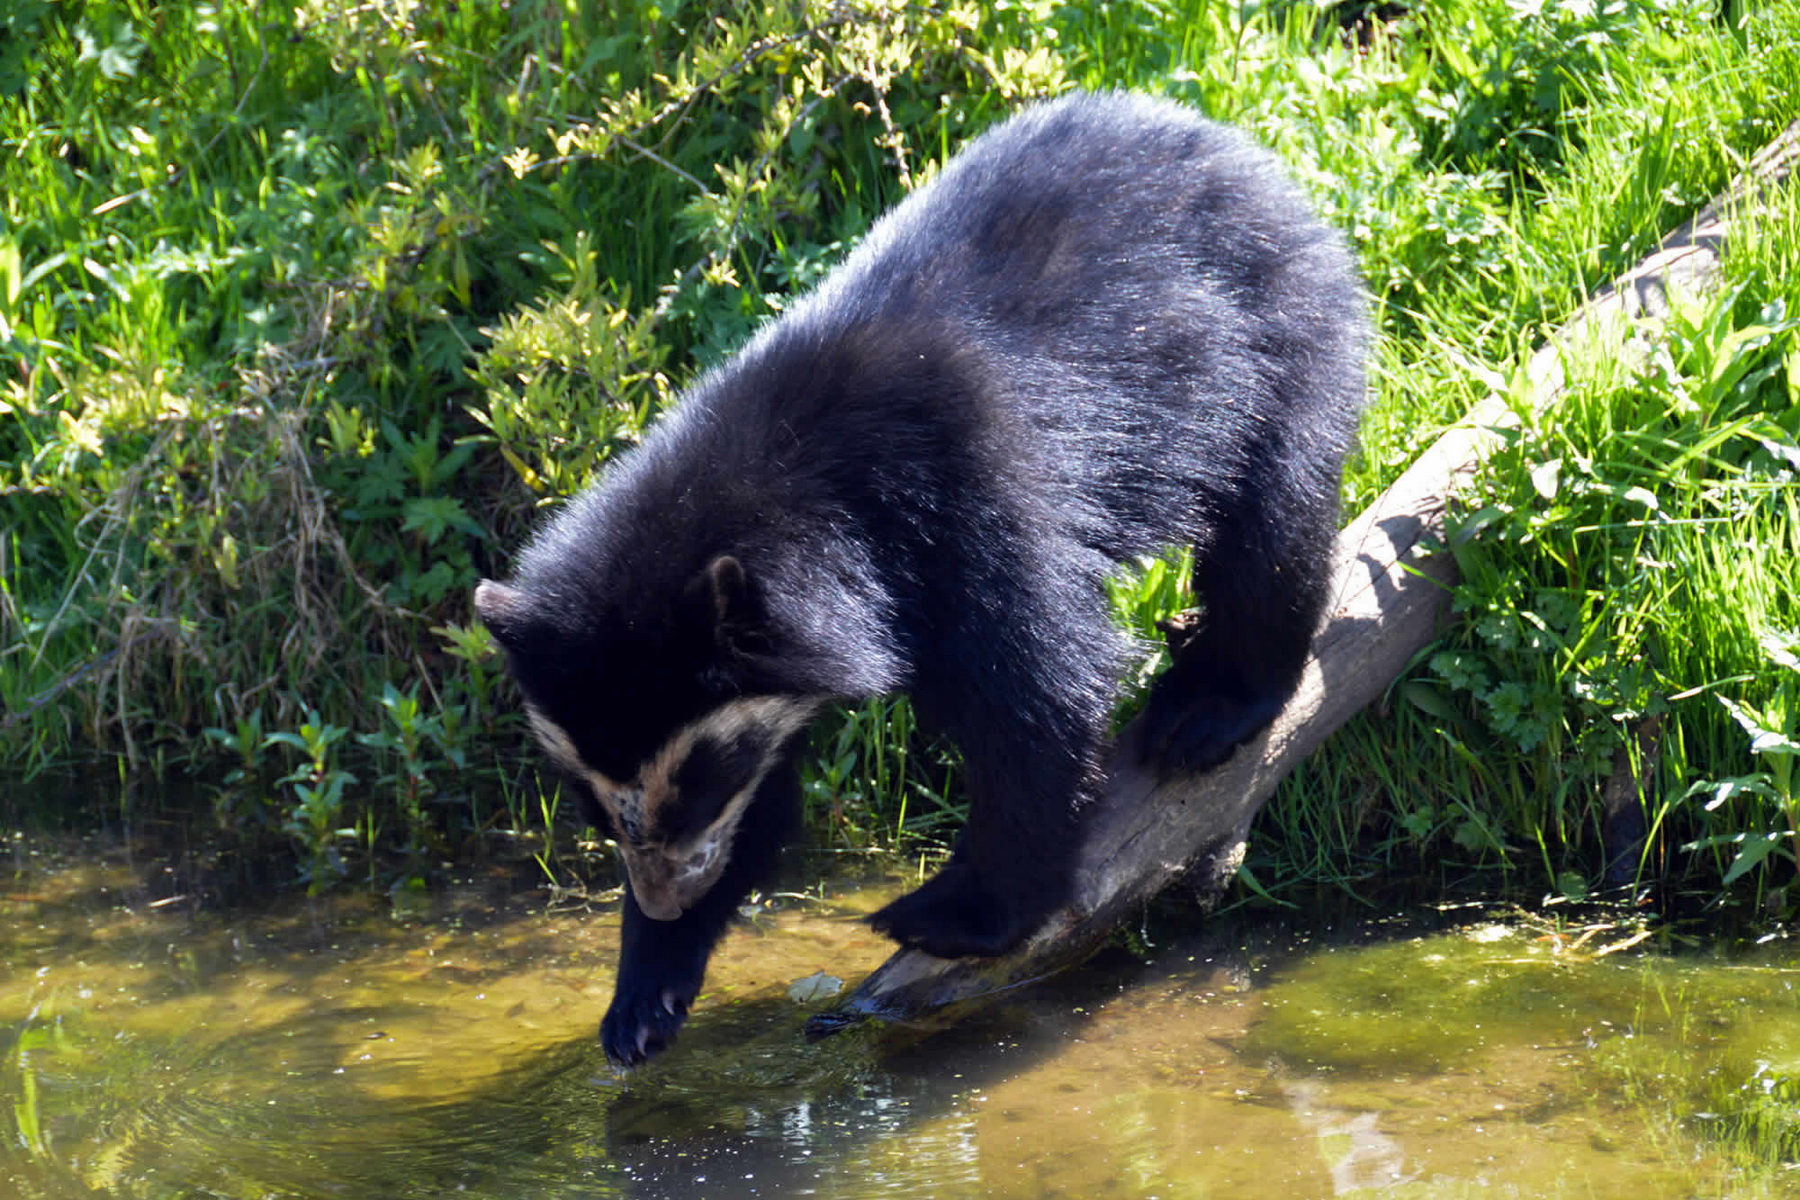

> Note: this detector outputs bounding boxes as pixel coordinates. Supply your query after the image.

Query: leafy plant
[358,682,467,865]
[1410,283,1800,894]
[266,710,356,891]
[1685,631,1800,889]
[803,697,964,851]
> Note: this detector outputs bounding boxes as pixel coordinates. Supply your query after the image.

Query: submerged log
[806,121,1800,1039]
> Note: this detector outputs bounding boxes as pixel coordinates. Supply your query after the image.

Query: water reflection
[4,842,1798,1199]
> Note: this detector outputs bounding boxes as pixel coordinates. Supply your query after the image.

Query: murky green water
[6,842,1800,1199]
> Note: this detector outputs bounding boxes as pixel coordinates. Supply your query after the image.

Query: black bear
[474,91,1368,1067]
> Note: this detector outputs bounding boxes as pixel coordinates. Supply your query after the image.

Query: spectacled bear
[474,90,1369,1067]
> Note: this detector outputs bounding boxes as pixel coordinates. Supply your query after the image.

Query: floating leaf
[787,972,844,1004]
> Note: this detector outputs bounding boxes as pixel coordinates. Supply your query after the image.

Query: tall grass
[1260,155,1800,908]
[3,0,1799,901]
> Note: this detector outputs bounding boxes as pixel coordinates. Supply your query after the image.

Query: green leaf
[1402,681,1461,722]
[1554,870,1590,902]
[1760,631,1800,673]
[1722,831,1787,887]
[401,496,482,544]
[1686,775,1779,811]
[1719,696,1774,740]
[1529,457,1562,500]
[1749,731,1800,758]
[1234,863,1298,908]
[1434,32,1482,82]
[1453,815,1505,853]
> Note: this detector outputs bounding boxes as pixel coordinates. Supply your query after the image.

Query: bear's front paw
[868,864,1042,959]
[601,976,699,1069]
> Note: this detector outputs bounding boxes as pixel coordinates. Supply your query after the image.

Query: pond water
[6,839,1800,1199]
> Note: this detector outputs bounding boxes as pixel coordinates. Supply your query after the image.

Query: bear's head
[474,556,821,919]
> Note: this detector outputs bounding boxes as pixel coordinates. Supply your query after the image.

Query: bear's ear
[704,555,769,652]
[473,579,529,648]
[706,555,748,625]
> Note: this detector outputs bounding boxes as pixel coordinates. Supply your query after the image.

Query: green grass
[3,0,1800,904]
[1258,187,1800,909]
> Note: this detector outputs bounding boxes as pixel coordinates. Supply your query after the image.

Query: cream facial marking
[524,705,646,838]
[636,696,819,816]
[523,705,584,775]
[623,696,821,920]
[525,697,821,921]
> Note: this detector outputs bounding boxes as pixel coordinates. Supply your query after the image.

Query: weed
[357,682,465,864]
[265,710,356,892]
[1374,281,1800,899]
[1684,630,1800,891]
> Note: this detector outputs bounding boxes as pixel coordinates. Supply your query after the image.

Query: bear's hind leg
[867,852,1043,960]
[1142,503,1335,775]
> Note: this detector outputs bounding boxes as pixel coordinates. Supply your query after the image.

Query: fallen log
[807,119,1800,1039]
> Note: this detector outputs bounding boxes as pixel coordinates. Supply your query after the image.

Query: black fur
[479,91,1368,1064]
